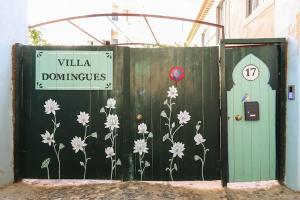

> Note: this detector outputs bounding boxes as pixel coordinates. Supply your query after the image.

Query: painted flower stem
[51,114,62,179]
[162,86,190,181]
[169,157,174,181]
[110,157,114,180]
[199,143,209,181]
[102,99,121,180]
[46,166,50,179]
[138,153,147,181]
[82,125,91,179]
[139,154,143,180]
[168,98,173,135]
[108,130,117,180]
[110,156,118,180]
[133,123,152,181]
[165,97,182,180]
[71,112,97,180]
[83,149,88,179]
[193,121,209,181]
[41,99,63,179]
[172,125,183,136]
[52,144,61,179]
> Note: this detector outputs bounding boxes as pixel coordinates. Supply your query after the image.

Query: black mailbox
[244,101,259,121]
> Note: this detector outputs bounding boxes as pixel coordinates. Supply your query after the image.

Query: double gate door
[16,46,220,181]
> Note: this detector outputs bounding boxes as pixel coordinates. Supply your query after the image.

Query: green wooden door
[226,46,279,182]
[129,47,220,181]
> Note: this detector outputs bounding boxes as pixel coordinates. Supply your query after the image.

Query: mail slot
[244,101,259,121]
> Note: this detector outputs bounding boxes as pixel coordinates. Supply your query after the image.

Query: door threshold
[21,179,223,190]
[227,180,279,189]
[22,179,121,186]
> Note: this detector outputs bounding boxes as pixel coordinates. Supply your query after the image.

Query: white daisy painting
[193,121,209,181]
[169,142,185,159]
[133,123,153,181]
[100,98,122,180]
[40,98,65,179]
[161,85,191,181]
[71,111,97,179]
[41,131,55,146]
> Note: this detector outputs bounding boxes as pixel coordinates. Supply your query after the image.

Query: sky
[28,0,203,45]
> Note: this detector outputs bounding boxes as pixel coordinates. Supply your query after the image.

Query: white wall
[0,0,27,187]
[275,0,300,191]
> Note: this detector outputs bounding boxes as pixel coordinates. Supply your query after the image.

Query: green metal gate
[14,45,220,181]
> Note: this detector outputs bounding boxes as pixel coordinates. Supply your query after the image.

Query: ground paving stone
[0,180,299,199]
[226,185,300,200]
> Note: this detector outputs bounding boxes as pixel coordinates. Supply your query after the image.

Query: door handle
[235,115,242,121]
[136,114,143,121]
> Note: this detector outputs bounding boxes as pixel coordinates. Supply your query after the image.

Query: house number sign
[35,50,113,90]
[242,64,259,81]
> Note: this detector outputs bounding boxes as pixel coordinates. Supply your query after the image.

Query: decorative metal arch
[29,13,225,46]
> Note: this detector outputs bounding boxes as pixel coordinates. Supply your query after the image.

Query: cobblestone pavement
[0,180,300,200]
[226,182,300,200]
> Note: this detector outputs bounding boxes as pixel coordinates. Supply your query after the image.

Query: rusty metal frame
[29,12,225,46]
[109,42,159,46]
[67,20,105,45]
[143,17,160,45]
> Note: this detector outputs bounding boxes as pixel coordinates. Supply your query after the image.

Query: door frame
[220,38,287,186]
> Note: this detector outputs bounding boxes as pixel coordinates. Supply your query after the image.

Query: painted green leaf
[105,133,112,140]
[116,159,122,166]
[163,99,168,105]
[145,161,150,167]
[172,122,175,128]
[41,158,50,169]
[160,110,167,118]
[196,124,200,131]
[100,107,105,113]
[194,155,200,161]
[174,163,178,171]
[56,123,60,128]
[91,132,98,138]
[148,132,153,138]
[162,134,169,142]
[80,161,84,166]
[59,143,65,150]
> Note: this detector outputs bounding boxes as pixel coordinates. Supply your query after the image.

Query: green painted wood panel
[17,45,129,180]
[16,45,220,181]
[227,53,276,182]
[130,47,220,181]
